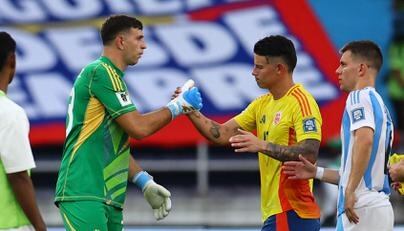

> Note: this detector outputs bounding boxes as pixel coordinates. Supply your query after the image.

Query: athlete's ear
[116,35,125,50]
[7,53,16,84]
[276,63,286,75]
[358,63,368,77]
[7,53,16,70]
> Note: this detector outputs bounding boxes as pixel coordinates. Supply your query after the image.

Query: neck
[0,72,8,93]
[354,75,375,90]
[102,47,127,72]
[270,74,294,99]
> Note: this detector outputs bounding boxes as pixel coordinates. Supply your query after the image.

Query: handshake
[166,79,203,119]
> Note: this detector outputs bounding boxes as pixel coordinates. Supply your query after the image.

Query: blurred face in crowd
[335,50,359,92]
[118,28,147,66]
[252,54,282,90]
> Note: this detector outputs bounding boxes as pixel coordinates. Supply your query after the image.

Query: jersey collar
[99,56,125,78]
[0,90,5,97]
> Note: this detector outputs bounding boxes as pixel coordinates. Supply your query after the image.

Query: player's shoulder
[291,84,315,97]
[0,97,27,126]
[91,57,122,82]
[347,87,379,107]
[75,58,113,85]
[252,93,272,104]
[82,57,107,74]
[287,84,317,104]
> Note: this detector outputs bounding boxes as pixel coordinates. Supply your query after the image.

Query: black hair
[253,35,297,73]
[101,15,143,45]
[0,31,16,71]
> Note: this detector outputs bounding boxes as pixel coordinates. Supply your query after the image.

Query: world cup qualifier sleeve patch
[351,107,365,123]
[116,91,132,106]
[303,118,317,132]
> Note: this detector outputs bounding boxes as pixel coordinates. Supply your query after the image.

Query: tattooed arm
[187,111,241,145]
[229,129,319,163]
[263,139,319,163]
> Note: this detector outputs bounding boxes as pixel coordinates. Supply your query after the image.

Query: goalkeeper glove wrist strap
[132,171,153,191]
[166,102,180,120]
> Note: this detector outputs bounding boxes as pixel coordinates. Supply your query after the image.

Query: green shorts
[58,201,123,231]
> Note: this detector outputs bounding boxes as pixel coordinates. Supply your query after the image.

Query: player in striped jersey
[283,41,394,231]
[55,15,202,230]
[185,35,322,231]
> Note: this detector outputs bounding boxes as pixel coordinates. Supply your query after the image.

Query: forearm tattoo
[209,121,221,138]
[262,139,319,162]
[191,111,239,141]
[191,112,222,140]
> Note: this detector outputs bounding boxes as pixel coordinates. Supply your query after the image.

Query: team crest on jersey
[273,112,282,125]
[303,118,317,132]
[351,107,365,123]
[116,91,132,106]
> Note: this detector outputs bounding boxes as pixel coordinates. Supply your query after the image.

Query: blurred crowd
[388,0,404,153]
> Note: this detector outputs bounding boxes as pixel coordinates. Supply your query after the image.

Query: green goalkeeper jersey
[55,56,136,208]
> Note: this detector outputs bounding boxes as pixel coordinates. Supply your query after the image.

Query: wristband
[132,171,153,191]
[315,167,324,180]
[166,102,181,119]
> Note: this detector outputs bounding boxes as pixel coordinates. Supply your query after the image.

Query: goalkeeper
[54,15,202,231]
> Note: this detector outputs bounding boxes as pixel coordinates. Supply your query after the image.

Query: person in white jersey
[0,32,46,230]
[282,40,394,231]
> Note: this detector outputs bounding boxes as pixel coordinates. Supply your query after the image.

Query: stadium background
[1,0,403,229]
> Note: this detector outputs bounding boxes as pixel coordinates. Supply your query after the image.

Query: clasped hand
[167,86,203,118]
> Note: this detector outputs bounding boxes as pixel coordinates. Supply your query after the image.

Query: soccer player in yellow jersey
[186,35,322,231]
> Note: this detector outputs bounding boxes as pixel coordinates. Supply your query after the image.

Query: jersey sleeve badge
[351,107,365,123]
[116,91,132,106]
[303,117,317,132]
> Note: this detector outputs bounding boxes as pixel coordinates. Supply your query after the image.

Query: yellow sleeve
[293,94,322,142]
[234,98,260,132]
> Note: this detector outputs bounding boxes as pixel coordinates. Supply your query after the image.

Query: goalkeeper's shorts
[262,210,320,231]
[58,201,123,231]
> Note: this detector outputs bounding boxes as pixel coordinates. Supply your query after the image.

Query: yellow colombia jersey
[234,84,322,222]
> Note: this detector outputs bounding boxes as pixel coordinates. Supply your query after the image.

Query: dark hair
[340,40,383,72]
[253,35,297,73]
[101,15,143,45]
[0,31,16,71]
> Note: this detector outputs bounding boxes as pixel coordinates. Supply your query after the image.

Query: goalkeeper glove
[167,80,203,119]
[132,171,172,220]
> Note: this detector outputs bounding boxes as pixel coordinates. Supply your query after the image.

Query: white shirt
[337,87,393,216]
[0,91,35,174]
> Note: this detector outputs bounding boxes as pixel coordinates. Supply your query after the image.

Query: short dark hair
[340,40,383,72]
[101,15,143,45]
[0,31,16,71]
[253,35,297,73]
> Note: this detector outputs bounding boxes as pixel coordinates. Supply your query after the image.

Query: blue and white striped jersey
[337,87,393,216]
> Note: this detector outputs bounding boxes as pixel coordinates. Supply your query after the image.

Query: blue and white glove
[166,80,203,119]
[132,171,172,220]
